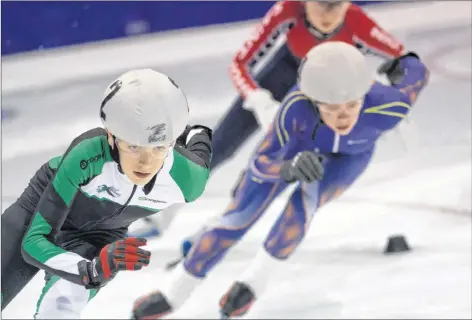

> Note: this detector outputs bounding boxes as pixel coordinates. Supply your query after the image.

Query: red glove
[78,237,151,288]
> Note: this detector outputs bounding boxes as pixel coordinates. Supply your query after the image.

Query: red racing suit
[230,1,405,99]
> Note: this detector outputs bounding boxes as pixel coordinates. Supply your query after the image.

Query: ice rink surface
[2,2,471,319]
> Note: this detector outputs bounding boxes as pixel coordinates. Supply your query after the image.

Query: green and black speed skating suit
[1,126,212,314]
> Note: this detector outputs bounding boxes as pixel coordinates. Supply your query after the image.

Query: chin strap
[110,135,123,173]
[309,101,325,140]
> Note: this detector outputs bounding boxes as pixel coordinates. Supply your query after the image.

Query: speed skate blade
[165,258,182,271]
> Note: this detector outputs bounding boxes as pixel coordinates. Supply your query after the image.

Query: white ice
[3,156,471,319]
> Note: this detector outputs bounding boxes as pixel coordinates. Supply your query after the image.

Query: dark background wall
[1,1,382,55]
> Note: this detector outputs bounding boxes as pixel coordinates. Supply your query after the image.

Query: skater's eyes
[319,103,343,112]
[313,1,344,11]
[347,102,358,109]
[153,146,168,152]
[127,145,167,153]
[318,100,361,113]
[116,139,172,158]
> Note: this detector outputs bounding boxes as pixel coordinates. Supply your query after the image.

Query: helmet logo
[168,76,189,112]
[100,80,122,120]
[147,123,167,143]
[168,76,178,89]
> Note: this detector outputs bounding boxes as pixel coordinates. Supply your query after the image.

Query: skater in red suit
[217,0,404,168]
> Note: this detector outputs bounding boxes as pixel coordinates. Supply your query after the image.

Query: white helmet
[298,41,372,104]
[100,69,189,147]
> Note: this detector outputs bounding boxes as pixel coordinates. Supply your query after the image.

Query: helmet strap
[309,101,325,140]
[110,135,124,174]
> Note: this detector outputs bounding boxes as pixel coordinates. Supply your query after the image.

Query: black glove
[176,125,212,147]
[78,237,151,289]
[377,52,420,85]
[280,151,324,183]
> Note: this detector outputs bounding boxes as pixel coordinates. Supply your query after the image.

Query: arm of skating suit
[171,125,212,202]
[365,54,430,130]
[229,1,300,98]
[249,89,318,182]
[21,129,110,285]
[347,4,405,59]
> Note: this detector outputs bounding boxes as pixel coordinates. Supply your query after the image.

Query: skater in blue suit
[131,42,430,319]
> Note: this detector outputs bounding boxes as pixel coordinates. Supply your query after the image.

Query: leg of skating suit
[34,273,98,319]
[236,150,375,297]
[210,96,260,170]
[210,45,299,171]
[1,202,40,310]
[184,171,287,278]
[160,171,288,309]
[34,225,127,319]
[34,243,100,319]
[1,203,99,318]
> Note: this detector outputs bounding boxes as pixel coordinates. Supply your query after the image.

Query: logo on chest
[347,139,368,145]
[96,184,121,198]
[139,196,167,204]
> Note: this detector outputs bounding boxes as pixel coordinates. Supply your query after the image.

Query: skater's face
[305,1,350,33]
[317,99,362,135]
[108,132,172,185]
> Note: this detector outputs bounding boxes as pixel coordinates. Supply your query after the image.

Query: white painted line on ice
[3,1,471,93]
[2,97,230,161]
[344,160,472,215]
[2,118,102,160]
